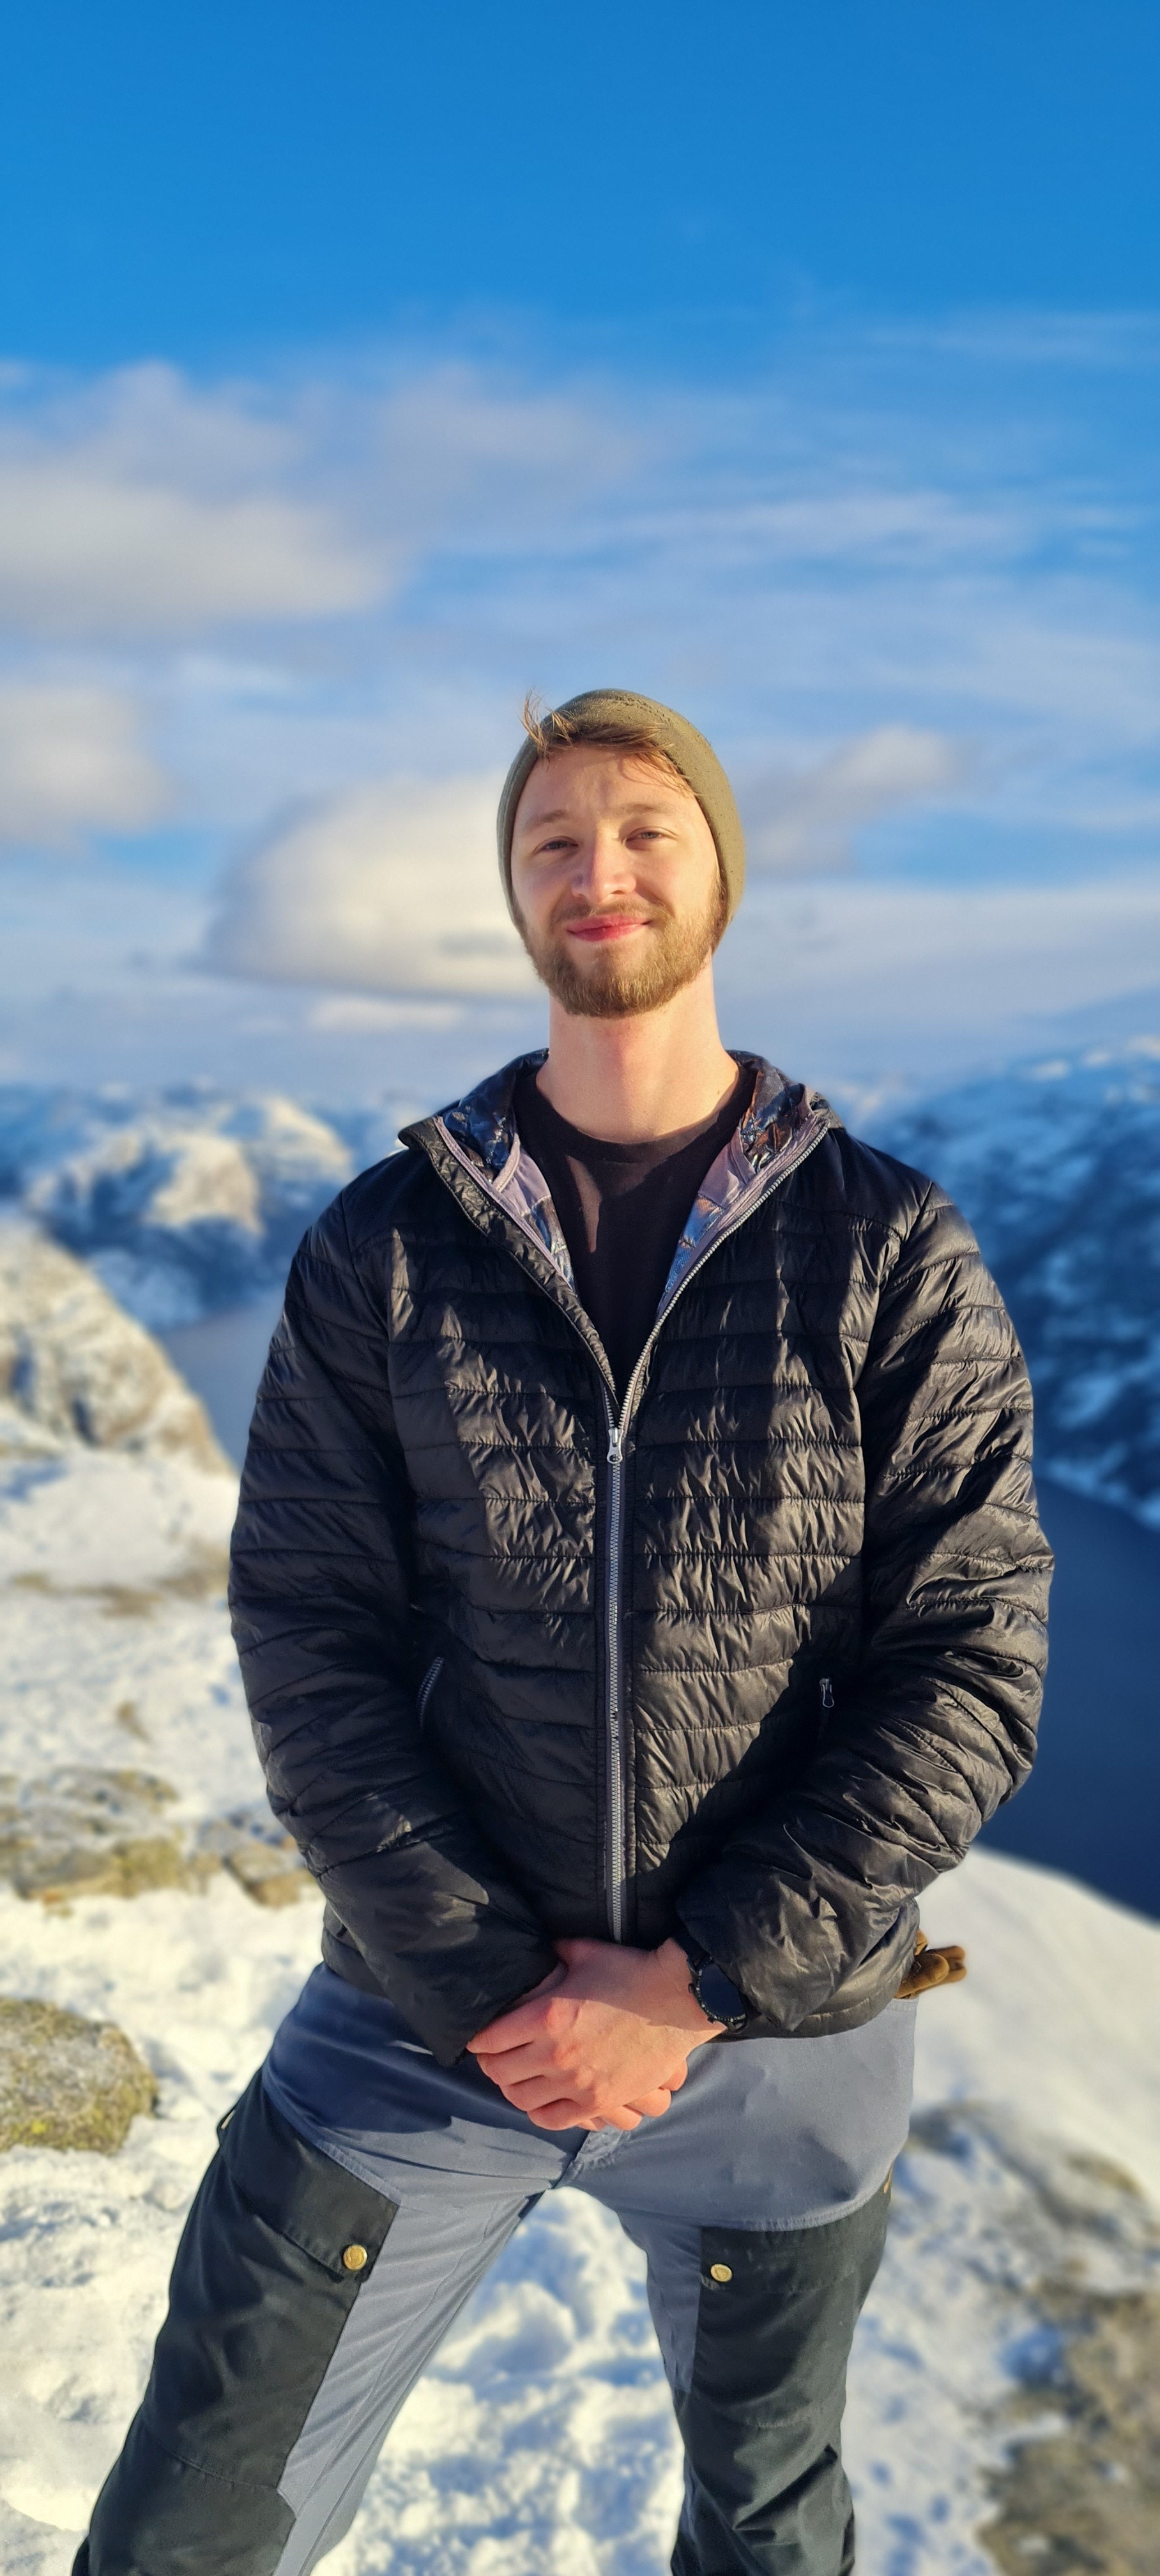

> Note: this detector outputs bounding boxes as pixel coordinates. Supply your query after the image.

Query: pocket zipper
[416,1655,445,1727]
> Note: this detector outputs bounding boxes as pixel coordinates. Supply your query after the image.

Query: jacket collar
[438,1049,825,1179]
[418,1051,839,1314]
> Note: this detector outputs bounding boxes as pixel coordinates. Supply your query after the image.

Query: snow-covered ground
[1,1245,1157,2575]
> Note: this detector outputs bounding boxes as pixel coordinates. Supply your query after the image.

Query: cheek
[507,866,543,933]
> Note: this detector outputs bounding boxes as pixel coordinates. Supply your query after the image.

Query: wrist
[669,1927,753,2036]
[653,1938,727,2035]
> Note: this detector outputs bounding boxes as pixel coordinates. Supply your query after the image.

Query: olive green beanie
[496,688,745,925]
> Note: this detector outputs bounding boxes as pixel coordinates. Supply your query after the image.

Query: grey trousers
[77,1971,911,2576]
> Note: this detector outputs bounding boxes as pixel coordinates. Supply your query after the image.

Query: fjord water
[162,1300,1160,1926]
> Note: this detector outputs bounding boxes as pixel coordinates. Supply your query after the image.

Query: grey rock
[0,1767,195,1900]
[0,1997,156,2153]
[0,1768,314,1908]
[198,1802,313,1906]
[0,1219,230,1471]
[904,2106,1160,2575]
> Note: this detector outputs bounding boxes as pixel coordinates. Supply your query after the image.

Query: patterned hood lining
[430,1051,840,1315]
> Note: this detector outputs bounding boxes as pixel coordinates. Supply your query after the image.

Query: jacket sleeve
[675,1177,1053,2032]
[229,1193,556,2064]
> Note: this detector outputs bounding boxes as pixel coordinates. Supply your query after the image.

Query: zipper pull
[819,1675,834,1712]
[607,1423,624,1465]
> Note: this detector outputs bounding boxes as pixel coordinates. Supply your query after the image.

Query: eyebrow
[524,801,676,829]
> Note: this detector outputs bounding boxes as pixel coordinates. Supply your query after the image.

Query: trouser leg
[74,2070,535,2576]
[620,2184,890,2576]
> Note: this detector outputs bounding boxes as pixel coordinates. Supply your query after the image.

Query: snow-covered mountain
[0,1085,399,1329]
[873,1038,1160,1529]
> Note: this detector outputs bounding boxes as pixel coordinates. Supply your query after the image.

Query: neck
[536,960,738,1142]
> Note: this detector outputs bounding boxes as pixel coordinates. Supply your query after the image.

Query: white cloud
[0,365,379,637]
[0,684,169,848]
[740,728,970,873]
[204,774,536,998]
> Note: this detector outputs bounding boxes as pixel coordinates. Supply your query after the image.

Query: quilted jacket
[229,1052,1051,2066]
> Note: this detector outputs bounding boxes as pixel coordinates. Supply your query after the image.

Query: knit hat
[496,688,745,926]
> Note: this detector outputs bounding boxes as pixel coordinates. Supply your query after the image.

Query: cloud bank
[0,365,378,638]
[204,774,534,997]
[0,318,1157,1078]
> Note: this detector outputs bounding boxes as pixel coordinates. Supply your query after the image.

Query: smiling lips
[563,914,652,944]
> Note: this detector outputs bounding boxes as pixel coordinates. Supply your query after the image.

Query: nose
[569,824,637,906]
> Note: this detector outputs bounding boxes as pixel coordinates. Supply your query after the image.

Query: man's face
[508,745,726,1019]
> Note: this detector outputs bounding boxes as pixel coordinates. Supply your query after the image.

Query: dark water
[163,1301,1160,1924]
[979,1476,1159,1920]
[162,1292,286,1466]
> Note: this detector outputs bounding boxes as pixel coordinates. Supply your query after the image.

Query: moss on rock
[0,1997,157,2152]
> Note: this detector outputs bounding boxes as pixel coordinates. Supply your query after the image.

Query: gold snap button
[709,2262,733,2283]
[341,2243,368,2273]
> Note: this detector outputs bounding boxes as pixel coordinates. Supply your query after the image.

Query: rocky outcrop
[899,2104,1160,2576]
[0,1768,313,1908]
[0,1768,192,1901]
[0,1221,229,1471]
[0,1997,156,2152]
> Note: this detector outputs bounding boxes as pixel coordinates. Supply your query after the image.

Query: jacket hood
[425,1050,834,1185]
[403,1052,842,1319]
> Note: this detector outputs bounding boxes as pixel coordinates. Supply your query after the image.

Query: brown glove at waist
[896,1928,967,2000]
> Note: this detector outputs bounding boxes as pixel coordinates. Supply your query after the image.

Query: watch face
[696,1961,749,2031]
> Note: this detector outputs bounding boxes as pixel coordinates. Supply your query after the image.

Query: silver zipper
[431,1107,834,1943]
[604,1408,628,1940]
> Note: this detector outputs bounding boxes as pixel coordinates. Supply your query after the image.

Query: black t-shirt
[514,1061,752,1399]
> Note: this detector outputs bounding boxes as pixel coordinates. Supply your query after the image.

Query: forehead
[513,742,694,832]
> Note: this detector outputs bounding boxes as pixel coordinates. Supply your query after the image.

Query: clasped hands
[468,1936,724,2132]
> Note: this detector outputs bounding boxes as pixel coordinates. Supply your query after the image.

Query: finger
[500,2070,601,2115]
[471,2029,576,2083]
[471,2041,556,2083]
[468,2000,554,2052]
[531,2098,642,2133]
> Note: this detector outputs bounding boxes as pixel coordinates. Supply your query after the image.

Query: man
[77,689,1050,2576]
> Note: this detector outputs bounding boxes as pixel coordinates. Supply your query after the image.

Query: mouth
[563,915,652,946]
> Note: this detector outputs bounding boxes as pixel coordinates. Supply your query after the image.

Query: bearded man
[77,690,1050,2576]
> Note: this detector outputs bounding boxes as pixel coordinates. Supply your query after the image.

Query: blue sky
[1,1,1157,1105]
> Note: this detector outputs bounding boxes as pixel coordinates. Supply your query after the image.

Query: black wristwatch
[675,1931,752,2035]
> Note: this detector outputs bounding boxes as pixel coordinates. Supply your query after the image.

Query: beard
[515,876,728,1020]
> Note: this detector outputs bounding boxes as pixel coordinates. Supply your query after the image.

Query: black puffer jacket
[231,1054,1051,2066]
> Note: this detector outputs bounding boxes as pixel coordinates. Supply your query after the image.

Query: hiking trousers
[77,1968,912,2576]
